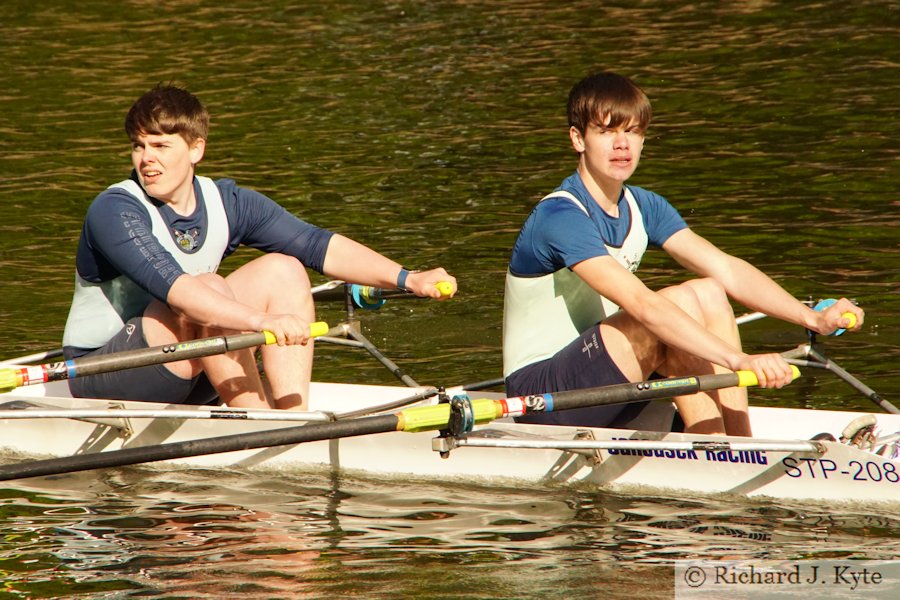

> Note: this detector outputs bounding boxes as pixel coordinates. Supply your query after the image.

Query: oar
[312,280,454,307]
[0,367,797,481]
[0,349,64,367]
[0,406,334,423]
[0,281,389,367]
[451,437,824,455]
[0,322,331,394]
[0,387,441,423]
[1,280,455,367]
[735,303,859,333]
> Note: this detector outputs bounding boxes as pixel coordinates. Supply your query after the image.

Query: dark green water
[0,0,897,597]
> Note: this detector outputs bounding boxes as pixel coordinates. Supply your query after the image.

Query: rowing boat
[1,375,897,503]
[0,286,896,503]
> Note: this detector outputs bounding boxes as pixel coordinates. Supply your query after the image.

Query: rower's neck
[164,180,197,216]
[578,166,623,217]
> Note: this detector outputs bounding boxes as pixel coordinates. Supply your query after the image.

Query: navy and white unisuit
[503,171,687,378]
[63,172,333,354]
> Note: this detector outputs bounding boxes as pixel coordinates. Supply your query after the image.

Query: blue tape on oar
[350,284,386,310]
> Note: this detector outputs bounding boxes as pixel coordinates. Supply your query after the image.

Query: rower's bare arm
[571,256,792,387]
[572,256,746,369]
[662,229,863,334]
[166,274,312,346]
[322,234,456,299]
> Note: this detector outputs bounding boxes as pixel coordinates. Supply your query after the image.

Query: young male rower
[503,71,862,436]
[63,84,456,410]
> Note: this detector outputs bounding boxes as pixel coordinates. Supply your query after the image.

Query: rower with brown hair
[503,71,862,435]
[63,84,456,410]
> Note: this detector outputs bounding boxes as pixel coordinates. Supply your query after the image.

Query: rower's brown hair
[567,72,652,135]
[125,84,209,144]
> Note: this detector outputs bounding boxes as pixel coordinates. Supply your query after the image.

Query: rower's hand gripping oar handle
[733,365,801,388]
[343,280,454,310]
[813,298,858,336]
[0,321,329,394]
[436,281,454,297]
[259,320,330,344]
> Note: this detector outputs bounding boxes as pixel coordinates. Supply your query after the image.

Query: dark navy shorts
[65,318,219,405]
[505,326,632,427]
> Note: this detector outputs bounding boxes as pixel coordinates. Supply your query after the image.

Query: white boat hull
[1,381,898,503]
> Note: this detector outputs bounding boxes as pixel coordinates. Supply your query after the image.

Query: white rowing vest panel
[502,188,649,377]
[62,176,229,349]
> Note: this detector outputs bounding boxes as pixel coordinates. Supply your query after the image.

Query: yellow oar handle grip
[310,321,330,337]
[736,364,801,387]
[262,321,329,345]
[436,281,453,297]
[842,312,857,329]
[0,369,17,394]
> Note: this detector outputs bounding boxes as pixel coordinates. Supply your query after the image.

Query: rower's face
[570,115,644,184]
[130,132,204,201]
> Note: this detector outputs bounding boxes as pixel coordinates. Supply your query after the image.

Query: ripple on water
[0,466,897,597]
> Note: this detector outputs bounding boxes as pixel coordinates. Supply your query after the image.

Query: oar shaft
[397,368,798,433]
[313,281,453,305]
[313,285,410,303]
[0,332,267,392]
[0,408,333,422]
[0,323,329,393]
[0,413,400,481]
[398,378,706,433]
[454,438,822,454]
[550,372,737,411]
[72,331,273,378]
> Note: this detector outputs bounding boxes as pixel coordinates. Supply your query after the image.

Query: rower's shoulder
[86,186,150,219]
[533,193,591,220]
[624,184,667,204]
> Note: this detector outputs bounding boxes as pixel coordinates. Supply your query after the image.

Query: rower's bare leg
[659,279,749,436]
[227,253,315,410]
[142,273,271,408]
[600,278,750,437]
[669,279,750,436]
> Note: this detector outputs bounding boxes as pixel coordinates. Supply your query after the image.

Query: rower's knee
[688,278,730,313]
[664,279,731,324]
[194,272,234,298]
[253,253,311,291]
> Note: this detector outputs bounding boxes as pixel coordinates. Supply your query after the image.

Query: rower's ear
[189,137,206,166]
[569,126,585,153]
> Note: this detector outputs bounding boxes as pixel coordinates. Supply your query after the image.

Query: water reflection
[1,469,897,596]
